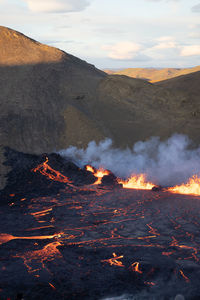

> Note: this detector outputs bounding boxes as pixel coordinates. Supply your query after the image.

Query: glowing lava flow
[86,165,110,185]
[129,262,143,274]
[0,233,61,245]
[168,175,200,196]
[118,174,154,190]
[33,157,72,184]
[101,253,124,267]
[14,241,63,275]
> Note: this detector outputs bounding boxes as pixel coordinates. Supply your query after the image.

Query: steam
[59,134,200,186]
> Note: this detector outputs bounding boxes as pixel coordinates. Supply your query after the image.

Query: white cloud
[191,4,200,13]
[188,32,200,39]
[152,36,177,50]
[23,0,91,13]
[102,42,141,60]
[180,45,200,56]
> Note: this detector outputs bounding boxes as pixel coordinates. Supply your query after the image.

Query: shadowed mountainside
[1,26,200,190]
[104,66,200,82]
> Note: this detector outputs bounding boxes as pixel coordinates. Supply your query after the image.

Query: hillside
[1,26,200,190]
[156,71,200,120]
[104,66,200,82]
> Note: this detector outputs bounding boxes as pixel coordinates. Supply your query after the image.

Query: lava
[179,269,190,283]
[0,233,61,245]
[168,175,200,196]
[86,165,110,185]
[101,253,125,267]
[33,157,73,184]
[129,262,143,274]
[118,174,154,190]
[14,241,63,275]
[2,157,200,299]
[32,158,200,196]
[49,283,56,290]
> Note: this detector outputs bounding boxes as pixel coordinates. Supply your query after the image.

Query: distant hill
[1,26,200,191]
[104,66,200,82]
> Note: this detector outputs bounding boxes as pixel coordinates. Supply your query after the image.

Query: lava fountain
[117,174,154,190]
[86,165,110,185]
[167,175,200,196]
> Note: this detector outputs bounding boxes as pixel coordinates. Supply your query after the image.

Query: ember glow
[168,175,200,196]
[118,174,154,190]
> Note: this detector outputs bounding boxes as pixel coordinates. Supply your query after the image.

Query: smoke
[59,134,200,186]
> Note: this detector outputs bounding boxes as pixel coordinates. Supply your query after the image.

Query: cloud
[191,4,200,13]
[180,45,200,56]
[102,42,141,60]
[23,0,91,13]
[188,32,200,39]
[143,36,180,61]
[152,36,177,50]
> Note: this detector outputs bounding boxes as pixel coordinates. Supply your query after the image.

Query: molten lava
[33,157,72,184]
[86,165,110,185]
[118,174,154,190]
[130,262,143,274]
[101,253,124,267]
[33,158,200,197]
[168,175,200,196]
[0,233,60,245]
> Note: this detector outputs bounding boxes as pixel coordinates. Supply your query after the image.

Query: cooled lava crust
[0,149,200,299]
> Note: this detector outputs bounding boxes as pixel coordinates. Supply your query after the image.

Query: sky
[0,0,200,69]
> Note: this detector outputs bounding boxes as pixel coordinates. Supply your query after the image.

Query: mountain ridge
[104,66,200,82]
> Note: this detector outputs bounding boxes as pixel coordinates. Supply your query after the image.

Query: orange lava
[49,282,56,290]
[168,175,200,196]
[33,157,72,184]
[86,165,110,185]
[129,262,143,274]
[0,233,61,245]
[14,241,63,274]
[101,253,124,267]
[118,174,154,190]
[179,269,190,283]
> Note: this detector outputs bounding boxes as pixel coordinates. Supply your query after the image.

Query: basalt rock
[0,148,96,205]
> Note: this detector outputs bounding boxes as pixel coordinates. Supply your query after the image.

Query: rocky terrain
[1,26,200,190]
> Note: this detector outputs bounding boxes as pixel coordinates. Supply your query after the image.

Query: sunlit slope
[104,66,200,82]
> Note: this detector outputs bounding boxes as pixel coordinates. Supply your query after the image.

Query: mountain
[104,66,200,82]
[156,71,200,143]
[0,26,106,189]
[1,26,200,190]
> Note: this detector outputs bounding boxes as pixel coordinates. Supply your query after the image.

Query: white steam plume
[59,134,200,186]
